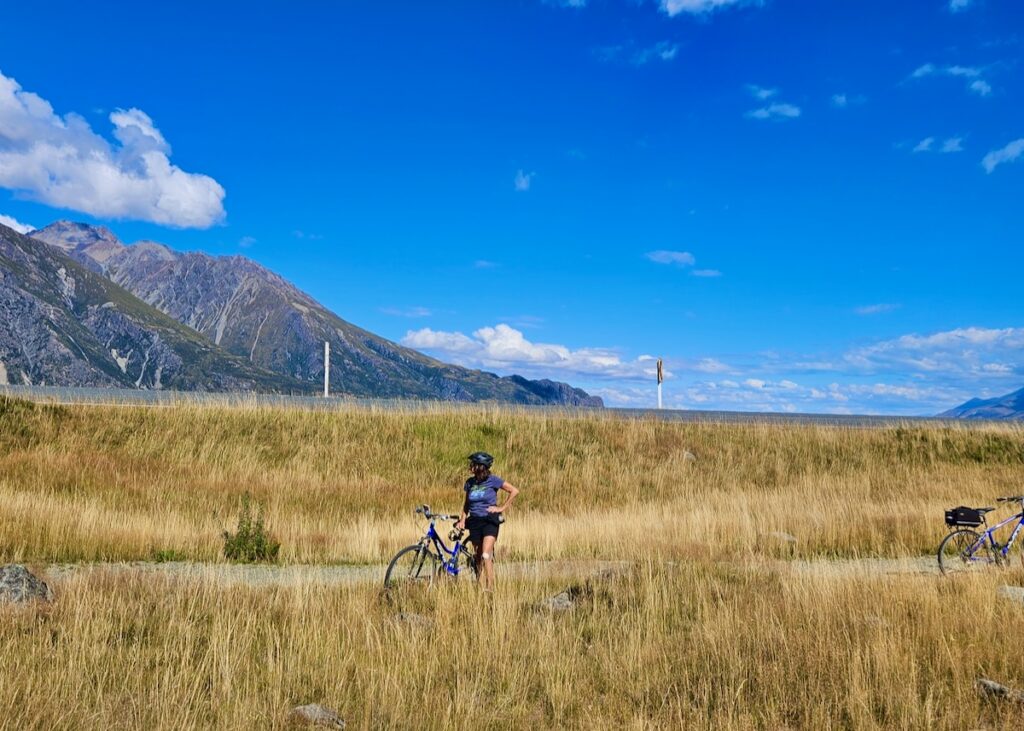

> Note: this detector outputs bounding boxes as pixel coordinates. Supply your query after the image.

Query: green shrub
[221,494,280,563]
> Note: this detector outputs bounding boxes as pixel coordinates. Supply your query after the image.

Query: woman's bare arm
[489,481,519,513]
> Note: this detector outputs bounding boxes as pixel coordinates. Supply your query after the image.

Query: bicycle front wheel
[937,529,1000,575]
[384,544,440,589]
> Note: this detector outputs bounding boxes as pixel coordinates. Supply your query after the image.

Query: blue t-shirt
[464,474,503,518]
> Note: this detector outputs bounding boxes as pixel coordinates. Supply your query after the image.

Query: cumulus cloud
[831,94,848,108]
[982,138,1024,173]
[514,169,534,191]
[0,213,33,233]
[645,250,695,266]
[660,0,756,16]
[403,323,658,380]
[843,327,1024,379]
[949,0,973,11]
[0,71,225,228]
[692,269,722,277]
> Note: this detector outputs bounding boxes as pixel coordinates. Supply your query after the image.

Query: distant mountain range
[940,387,1024,420]
[0,221,602,406]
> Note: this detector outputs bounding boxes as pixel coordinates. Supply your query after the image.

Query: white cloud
[913,137,935,153]
[474,259,498,269]
[949,0,973,11]
[633,42,679,64]
[646,249,695,266]
[746,85,777,100]
[660,0,755,16]
[982,138,1024,173]
[854,303,900,315]
[238,235,256,248]
[0,213,33,233]
[746,103,801,120]
[831,94,848,108]
[691,269,722,277]
[0,70,225,228]
[381,306,432,318]
[970,79,992,96]
[514,169,534,191]
[909,63,992,98]
[843,327,1024,378]
[694,358,732,373]
[403,323,656,380]
[941,137,963,153]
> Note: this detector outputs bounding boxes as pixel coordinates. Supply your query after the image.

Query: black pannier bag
[945,506,984,527]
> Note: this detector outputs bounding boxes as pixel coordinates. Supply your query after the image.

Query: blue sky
[1,0,1022,414]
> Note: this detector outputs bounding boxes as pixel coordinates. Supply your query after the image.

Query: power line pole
[656,357,663,410]
[324,341,330,397]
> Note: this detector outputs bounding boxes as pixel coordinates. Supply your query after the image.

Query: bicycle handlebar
[415,504,462,522]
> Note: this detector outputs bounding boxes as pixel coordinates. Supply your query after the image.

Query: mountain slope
[29,222,603,405]
[940,387,1024,420]
[0,222,307,391]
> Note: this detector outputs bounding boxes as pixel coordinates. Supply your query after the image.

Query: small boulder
[998,585,1024,604]
[545,584,588,612]
[0,565,53,604]
[394,612,434,629]
[288,704,345,729]
[682,450,697,462]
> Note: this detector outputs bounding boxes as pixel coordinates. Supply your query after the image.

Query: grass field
[2,395,1024,729]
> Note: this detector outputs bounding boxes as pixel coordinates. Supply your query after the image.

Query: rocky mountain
[940,387,1024,420]
[26,221,603,406]
[0,222,305,391]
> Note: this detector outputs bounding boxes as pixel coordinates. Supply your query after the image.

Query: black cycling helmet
[467,451,494,468]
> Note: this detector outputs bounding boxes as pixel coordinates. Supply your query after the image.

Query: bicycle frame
[966,510,1024,561]
[419,519,472,576]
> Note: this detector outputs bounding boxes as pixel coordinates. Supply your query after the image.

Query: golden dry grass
[1,396,1023,564]
[2,395,1024,729]
[2,562,1023,729]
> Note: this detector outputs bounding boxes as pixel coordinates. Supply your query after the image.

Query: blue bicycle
[383,505,477,588]
[937,495,1024,575]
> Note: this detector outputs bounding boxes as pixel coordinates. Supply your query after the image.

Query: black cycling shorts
[466,514,501,545]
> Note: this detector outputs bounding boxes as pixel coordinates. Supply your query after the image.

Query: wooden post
[324,341,330,397]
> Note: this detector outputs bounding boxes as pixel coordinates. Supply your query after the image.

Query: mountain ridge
[23,221,603,406]
[939,386,1024,420]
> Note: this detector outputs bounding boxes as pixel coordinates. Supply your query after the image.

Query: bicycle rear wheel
[937,529,1001,575]
[384,544,440,588]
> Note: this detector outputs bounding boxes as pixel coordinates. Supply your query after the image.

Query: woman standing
[455,451,519,591]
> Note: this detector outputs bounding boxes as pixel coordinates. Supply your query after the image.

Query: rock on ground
[0,565,53,604]
[998,585,1024,604]
[288,704,345,728]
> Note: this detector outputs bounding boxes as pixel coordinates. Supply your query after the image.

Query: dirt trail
[43,559,630,589]
[782,556,939,578]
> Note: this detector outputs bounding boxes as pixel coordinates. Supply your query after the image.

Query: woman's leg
[479,535,497,591]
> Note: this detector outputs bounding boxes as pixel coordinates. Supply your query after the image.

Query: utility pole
[324,341,330,397]
[656,357,663,410]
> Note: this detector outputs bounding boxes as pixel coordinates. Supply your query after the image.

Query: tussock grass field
[2,395,1024,729]
[1,396,1023,564]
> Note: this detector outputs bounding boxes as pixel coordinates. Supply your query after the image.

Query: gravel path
[43,559,630,588]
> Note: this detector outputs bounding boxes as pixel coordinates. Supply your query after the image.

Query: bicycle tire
[457,544,478,580]
[384,544,440,588]
[937,529,1001,575]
